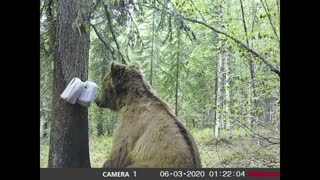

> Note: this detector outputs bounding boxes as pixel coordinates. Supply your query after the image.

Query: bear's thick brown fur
[94,61,202,168]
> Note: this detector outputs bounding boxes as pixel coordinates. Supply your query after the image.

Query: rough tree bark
[48,0,91,168]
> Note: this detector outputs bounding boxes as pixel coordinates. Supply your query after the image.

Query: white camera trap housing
[60,77,85,104]
[77,81,98,107]
[60,77,98,107]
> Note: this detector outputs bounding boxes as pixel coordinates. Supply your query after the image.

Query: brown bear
[94,61,202,168]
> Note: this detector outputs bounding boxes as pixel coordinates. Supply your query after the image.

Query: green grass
[40,128,280,168]
[89,135,112,167]
[192,128,280,168]
[40,138,49,168]
[40,135,113,168]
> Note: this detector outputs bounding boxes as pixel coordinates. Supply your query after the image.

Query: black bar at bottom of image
[40,168,280,180]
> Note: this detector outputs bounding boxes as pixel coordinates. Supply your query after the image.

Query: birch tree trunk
[215,50,223,138]
[214,1,224,139]
[224,51,231,139]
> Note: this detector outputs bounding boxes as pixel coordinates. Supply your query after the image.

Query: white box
[60,77,85,104]
[77,80,98,107]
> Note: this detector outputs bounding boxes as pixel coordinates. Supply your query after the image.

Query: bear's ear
[110,61,126,86]
[130,62,141,70]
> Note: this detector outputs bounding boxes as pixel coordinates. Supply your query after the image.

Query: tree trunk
[234,85,240,126]
[207,106,212,129]
[263,98,272,122]
[247,70,255,142]
[96,58,109,136]
[215,50,223,139]
[107,112,116,136]
[249,61,260,145]
[97,109,104,136]
[240,0,259,144]
[201,109,206,129]
[224,51,231,139]
[269,102,273,123]
[221,98,225,129]
[48,0,91,168]
[214,1,224,139]
[247,63,253,124]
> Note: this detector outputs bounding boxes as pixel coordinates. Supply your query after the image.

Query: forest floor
[40,128,280,168]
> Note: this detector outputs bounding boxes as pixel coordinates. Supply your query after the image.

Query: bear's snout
[94,98,101,107]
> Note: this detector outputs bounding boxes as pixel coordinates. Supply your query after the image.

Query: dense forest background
[40,0,280,168]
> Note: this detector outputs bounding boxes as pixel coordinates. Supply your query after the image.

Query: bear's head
[94,61,152,111]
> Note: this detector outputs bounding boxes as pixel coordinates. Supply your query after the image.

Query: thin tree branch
[254,142,279,153]
[260,0,279,41]
[250,2,259,46]
[103,2,128,64]
[158,0,196,41]
[240,0,249,45]
[189,0,207,23]
[234,116,280,144]
[223,111,280,145]
[183,16,278,77]
[143,3,280,77]
[115,7,140,62]
[126,8,144,47]
[90,23,117,61]
[257,121,279,134]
